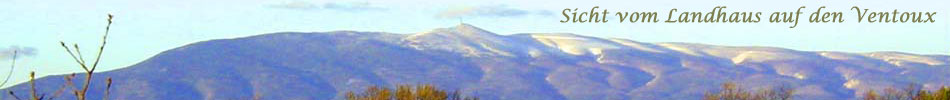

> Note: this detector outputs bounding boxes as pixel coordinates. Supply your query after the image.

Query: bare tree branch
[0,50,17,88]
[73,44,86,65]
[8,91,22,100]
[60,42,90,72]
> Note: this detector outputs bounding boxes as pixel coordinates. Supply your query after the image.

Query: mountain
[3,24,949,100]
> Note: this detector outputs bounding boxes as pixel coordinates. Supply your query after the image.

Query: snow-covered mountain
[3,24,948,100]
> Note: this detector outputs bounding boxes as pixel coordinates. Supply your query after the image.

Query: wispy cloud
[0,46,36,60]
[436,5,552,18]
[268,1,386,12]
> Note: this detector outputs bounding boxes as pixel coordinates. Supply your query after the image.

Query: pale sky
[0,0,948,88]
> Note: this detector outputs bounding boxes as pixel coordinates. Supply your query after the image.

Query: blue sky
[0,0,948,88]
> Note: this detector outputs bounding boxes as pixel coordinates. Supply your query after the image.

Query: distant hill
[3,24,948,100]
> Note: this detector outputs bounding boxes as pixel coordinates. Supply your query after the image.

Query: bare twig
[104,77,111,100]
[60,42,90,72]
[79,14,112,98]
[91,14,113,72]
[0,50,17,88]
[73,44,86,64]
[59,13,114,100]
[49,73,78,100]
[72,91,79,99]
[66,74,78,92]
[9,91,22,100]
[29,72,37,100]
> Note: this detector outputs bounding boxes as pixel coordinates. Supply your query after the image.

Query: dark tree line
[703,82,950,100]
[862,84,950,100]
[345,84,478,100]
[703,82,794,100]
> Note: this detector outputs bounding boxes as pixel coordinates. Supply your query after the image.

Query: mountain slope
[3,24,948,100]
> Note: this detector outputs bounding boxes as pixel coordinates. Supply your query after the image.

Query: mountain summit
[3,24,949,100]
[405,23,518,57]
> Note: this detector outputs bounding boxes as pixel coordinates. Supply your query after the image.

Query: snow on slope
[529,33,620,55]
[8,24,945,100]
[401,24,949,98]
[404,24,945,69]
[864,52,947,66]
[404,24,517,57]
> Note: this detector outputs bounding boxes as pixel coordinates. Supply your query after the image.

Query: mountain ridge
[2,24,948,100]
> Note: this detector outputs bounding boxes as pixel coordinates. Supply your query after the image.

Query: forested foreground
[344,84,479,100]
[345,82,949,100]
[701,82,950,100]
